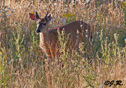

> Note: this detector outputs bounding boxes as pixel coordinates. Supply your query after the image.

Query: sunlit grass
[0,0,126,88]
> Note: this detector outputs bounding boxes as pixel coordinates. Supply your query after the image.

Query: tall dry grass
[0,0,126,88]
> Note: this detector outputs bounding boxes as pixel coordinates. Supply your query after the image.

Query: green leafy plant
[62,13,76,23]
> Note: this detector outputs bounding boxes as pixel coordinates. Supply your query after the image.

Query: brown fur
[39,21,92,59]
[29,12,92,60]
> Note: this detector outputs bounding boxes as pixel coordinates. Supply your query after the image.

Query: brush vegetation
[0,0,126,88]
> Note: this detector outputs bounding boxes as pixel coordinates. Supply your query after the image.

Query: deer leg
[45,58,52,88]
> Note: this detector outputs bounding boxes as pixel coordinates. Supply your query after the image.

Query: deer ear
[29,12,38,21]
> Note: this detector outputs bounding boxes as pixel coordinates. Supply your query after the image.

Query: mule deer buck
[29,11,92,60]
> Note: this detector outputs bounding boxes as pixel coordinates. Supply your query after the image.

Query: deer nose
[36,29,40,33]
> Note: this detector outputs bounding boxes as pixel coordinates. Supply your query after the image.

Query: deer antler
[36,12,40,19]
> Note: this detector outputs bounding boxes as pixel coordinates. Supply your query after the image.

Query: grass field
[0,0,126,88]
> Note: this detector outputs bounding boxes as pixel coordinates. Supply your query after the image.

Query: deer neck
[39,28,49,46]
[40,33,44,43]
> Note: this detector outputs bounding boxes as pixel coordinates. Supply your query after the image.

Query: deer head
[29,11,52,33]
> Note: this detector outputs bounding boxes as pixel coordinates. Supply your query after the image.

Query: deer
[29,11,92,88]
[29,11,92,60]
